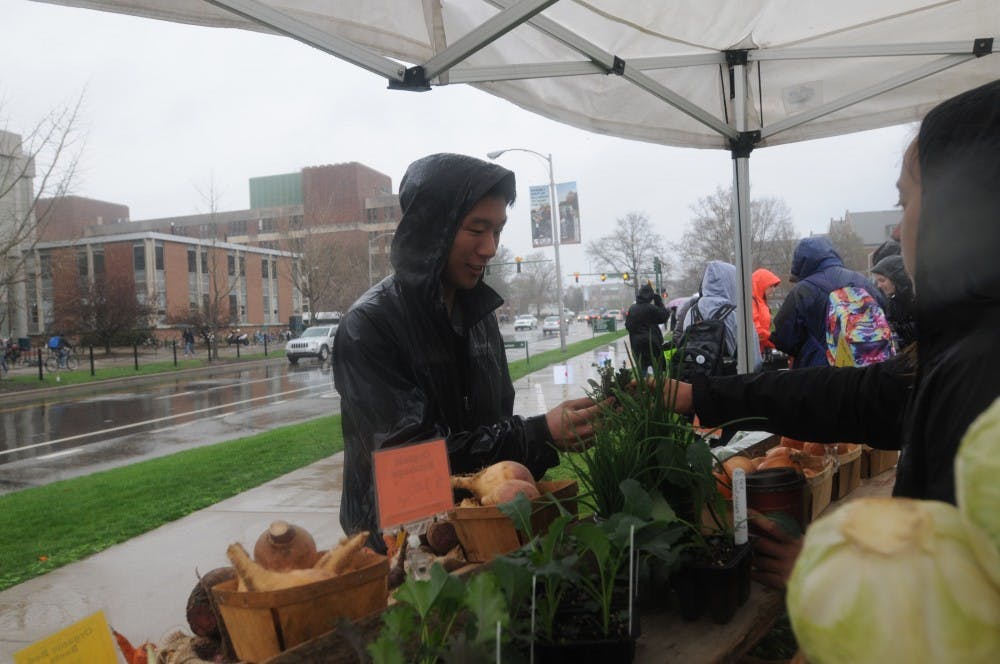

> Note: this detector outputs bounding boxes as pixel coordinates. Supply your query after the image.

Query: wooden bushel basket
[800,455,835,523]
[861,445,900,478]
[449,479,578,562]
[830,444,863,500]
[212,555,389,663]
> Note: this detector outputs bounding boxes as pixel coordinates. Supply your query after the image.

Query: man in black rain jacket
[626,283,668,373]
[334,153,601,550]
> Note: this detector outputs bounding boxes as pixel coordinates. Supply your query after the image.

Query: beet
[426,521,459,556]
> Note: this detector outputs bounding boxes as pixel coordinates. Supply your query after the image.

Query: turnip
[479,479,541,506]
[451,460,535,501]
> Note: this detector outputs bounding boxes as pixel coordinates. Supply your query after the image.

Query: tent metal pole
[730,60,756,375]
[421,0,558,81]
[203,0,405,81]
[762,53,975,139]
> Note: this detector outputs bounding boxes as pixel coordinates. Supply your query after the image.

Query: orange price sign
[372,438,453,531]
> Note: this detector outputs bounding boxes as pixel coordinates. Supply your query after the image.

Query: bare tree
[56,276,154,353]
[673,187,798,294]
[0,97,83,335]
[827,221,869,273]
[165,179,242,355]
[585,212,669,287]
[511,251,556,316]
[282,225,368,314]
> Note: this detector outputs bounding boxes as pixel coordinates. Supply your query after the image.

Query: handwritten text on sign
[373,438,453,530]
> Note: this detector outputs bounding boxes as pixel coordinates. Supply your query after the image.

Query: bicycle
[45,349,79,372]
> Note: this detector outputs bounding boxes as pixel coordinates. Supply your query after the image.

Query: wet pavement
[0,335,629,660]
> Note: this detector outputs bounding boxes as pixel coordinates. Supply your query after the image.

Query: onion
[802,442,828,457]
[788,498,1000,663]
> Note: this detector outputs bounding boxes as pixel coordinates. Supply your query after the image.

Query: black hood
[871,255,913,300]
[915,80,1000,342]
[391,153,515,305]
[636,283,654,303]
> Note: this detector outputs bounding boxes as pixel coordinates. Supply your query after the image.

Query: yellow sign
[14,610,118,664]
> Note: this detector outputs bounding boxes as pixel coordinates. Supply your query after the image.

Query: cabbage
[787,497,1000,664]
[956,395,1000,551]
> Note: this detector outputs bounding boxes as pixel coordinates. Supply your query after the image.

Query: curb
[0,355,289,405]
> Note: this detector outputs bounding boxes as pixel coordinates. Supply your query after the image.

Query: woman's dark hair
[914,79,1000,317]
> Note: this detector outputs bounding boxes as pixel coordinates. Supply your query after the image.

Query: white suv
[285,325,337,365]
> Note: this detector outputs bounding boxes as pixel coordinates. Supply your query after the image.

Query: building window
[259,218,274,233]
[77,250,88,277]
[93,247,104,276]
[262,258,269,279]
[188,249,197,273]
[154,243,164,270]
[133,244,146,270]
[290,215,303,229]
[229,219,247,235]
[229,294,238,324]
[227,254,235,276]
[238,256,245,276]
[271,260,277,279]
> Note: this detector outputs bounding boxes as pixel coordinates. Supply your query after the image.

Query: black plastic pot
[670,541,752,624]
[532,604,640,664]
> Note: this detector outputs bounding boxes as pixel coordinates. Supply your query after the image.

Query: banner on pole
[529,185,552,247]
[556,181,581,245]
[530,182,581,247]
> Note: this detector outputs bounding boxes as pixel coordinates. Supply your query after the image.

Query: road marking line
[0,384,321,457]
[36,447,83,460]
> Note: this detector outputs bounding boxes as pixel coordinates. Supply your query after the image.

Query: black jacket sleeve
[692,354,913,448]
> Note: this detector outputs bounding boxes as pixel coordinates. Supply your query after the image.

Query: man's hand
[544,396,607,451]
[749,509,804,590]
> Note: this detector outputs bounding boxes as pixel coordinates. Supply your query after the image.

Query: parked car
[542,315,562,337]
[513,315,538,331]
[603,309,623,321]
[285,324,337,364]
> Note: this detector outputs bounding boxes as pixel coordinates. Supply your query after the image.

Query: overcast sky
[2,0,914,278]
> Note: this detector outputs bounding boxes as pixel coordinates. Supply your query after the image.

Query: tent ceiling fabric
[36,0,999,149]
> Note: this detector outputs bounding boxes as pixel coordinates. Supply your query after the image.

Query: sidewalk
[0,338,628,659]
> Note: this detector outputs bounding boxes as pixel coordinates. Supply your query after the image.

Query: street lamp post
[368,231,396,287]
[487,148,567,352]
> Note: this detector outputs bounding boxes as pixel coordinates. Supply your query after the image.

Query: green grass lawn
[0,329,625,590]
[0,416,341,591]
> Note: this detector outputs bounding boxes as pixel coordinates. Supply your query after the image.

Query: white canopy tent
[38,0,999,371]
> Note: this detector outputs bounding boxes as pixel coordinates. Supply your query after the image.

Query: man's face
[443,195,507,292]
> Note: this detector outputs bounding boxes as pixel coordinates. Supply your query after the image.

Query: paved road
[0,322,612,493]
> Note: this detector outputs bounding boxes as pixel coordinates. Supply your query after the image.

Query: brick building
[24,160,399,338]
[33,233,298,340]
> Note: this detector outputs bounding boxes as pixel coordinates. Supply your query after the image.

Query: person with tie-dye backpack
[771,236,894,368]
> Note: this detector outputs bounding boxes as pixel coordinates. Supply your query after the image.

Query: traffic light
[600,273,606,282]
[574,271,579,283]
[622,272,630,282]
[515,256,522,274]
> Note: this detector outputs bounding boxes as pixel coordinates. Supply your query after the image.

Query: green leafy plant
[368,564,509,664]
[493,481,686,646]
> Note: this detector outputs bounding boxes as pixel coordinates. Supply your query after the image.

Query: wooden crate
[861,445,899,478]
[449,479,577,562]
[212,555,388,663]
[800,456,834,523]
[831,444,863,500]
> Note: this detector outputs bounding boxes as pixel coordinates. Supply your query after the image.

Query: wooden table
[636,583,785,663]
[269,468,899,664]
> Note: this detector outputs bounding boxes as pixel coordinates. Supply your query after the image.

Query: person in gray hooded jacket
[679,260,762,371]
[334,153,601,550]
